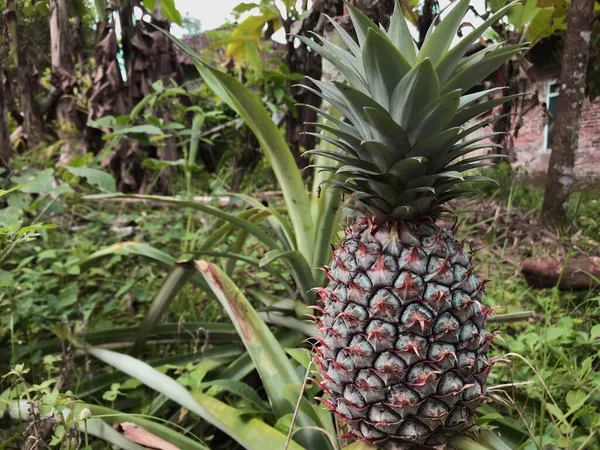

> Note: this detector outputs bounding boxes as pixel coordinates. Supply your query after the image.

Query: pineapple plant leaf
[304,1,523,449]
[390,59,440,128]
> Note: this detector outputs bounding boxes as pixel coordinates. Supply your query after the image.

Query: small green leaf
[285,348,312,369]
[111,124,164,136]
[65,166,116,193]
[12,169,55,194]
[142,0,156,10]
[56,285,79,309]
[545,327,563,341]
[0,270,13,287]
[590,324,600,340]
[160,0,182,25]
[565,390,590,412]
[545,404,566,423]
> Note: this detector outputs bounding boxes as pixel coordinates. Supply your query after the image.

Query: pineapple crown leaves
[300,0,525,220]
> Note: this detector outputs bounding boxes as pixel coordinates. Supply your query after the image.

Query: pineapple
[303,1,523,449]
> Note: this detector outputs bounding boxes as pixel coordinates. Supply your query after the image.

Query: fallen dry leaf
[114,422,181,450]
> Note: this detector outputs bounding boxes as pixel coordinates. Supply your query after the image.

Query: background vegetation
[0,0,598,449]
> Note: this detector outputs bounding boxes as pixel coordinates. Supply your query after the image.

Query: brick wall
[511,61,600,179]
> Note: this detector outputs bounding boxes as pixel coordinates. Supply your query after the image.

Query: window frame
[542,80,559,153]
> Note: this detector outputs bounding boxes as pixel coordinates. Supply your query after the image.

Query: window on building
[543,82,559,152]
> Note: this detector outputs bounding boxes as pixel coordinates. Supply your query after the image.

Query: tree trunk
[4,0,45,147]
[50,0,81,165]
[1,71,22,126]
[417,0,437,47]
[0,57,13,167]
[541,0,595,228]
[119,0,135,109]
[231,128,261,192]
[284,3,324,170]
[86,6,126,153]
[148,3,183,164]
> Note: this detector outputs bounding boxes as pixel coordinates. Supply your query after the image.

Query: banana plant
[83,32,344,342]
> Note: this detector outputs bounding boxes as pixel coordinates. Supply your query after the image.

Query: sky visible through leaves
[173,0,486,43]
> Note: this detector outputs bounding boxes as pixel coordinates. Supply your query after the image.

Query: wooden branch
[199,119,237,138]
[521,256,600,290]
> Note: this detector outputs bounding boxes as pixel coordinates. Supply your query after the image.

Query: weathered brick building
[509,42,600,179]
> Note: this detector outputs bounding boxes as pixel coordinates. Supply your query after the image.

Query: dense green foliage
[1,151,598,450]
[0,1,599,450]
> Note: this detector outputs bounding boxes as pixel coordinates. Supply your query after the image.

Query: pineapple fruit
[302,1,523,448]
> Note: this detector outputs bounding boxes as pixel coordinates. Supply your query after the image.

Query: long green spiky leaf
[407,90,461,144]
[84,403,211,450]
[407,128,461,158]
[362,29,411,108]
[442,46,525,94]
[302,104,361,139]
[346,2,387,46]
[230,193,296,255]
[310,32,364,78]
[323,13,361,57]
[86,347,304,450]
[459,87,506,108]
[454,113,512,142]
[363,107,411,152]
[196,261,332,449]
[333,82,387,138]
[133,262,195,353]
[436,1,520,83]
[390,59,440,129]
[419,0,470,64]
[310,124,343,271]
[259,249,315,302]
[297,35,368,93]
[451,94,525,127]
[303,131,360,156]
[311,122,364,149]
[446,154,510,172]
[387,0,418,64]
[77,347,241,397]
[198,207,266,251]
[85,193,281,250]
[303,80,358,128]
[304,149,379,171]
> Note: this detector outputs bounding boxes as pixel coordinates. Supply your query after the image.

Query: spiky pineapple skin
[314,217,494,450]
